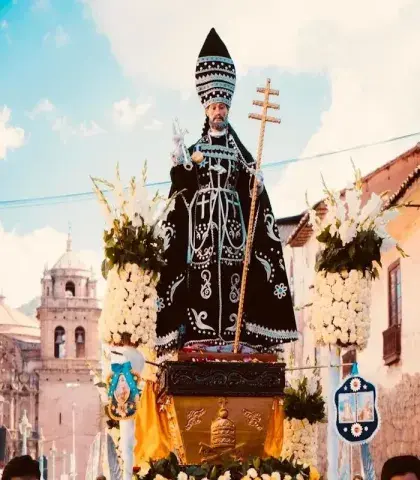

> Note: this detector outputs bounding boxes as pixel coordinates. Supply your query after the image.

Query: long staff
[234,78,281,353]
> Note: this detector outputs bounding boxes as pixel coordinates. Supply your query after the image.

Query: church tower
[37,231,102,478]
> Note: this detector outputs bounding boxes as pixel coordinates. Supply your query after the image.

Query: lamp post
[50,440,57,480]
[0,395,5,426]
[62,449,67,476]
[39,429,45,480]
[66,383,79,480]
[19,410,32,455]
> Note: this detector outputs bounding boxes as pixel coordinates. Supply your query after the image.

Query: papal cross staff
[233,78,281,353]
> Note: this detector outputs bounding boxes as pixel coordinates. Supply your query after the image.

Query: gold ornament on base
[199,398,245,463]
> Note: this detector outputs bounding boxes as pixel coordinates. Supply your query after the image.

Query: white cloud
[0,224,104,308]
[1,20,8,30]
[0,107,25,160]
[51,116,76,143]
[52,116,105,142]
[112,98,152,130]
[85,0,420,216]
[144,119,163,131]
[44,25,70,48]
[27,98,55,120]
[80,120,106,137]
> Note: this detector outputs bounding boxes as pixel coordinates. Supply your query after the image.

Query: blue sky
[0,0,330,253]
[1,0,419,306]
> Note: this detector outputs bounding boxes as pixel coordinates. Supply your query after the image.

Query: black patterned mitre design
[195,28,236,108]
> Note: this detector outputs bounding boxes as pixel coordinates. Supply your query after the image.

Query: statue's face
[206,102,229,130]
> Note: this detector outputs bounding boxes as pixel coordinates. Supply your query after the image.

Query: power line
[1,130,419,210]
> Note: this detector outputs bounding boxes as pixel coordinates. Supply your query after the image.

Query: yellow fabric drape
[309,466,321,480]
[263,399,284,458]
[134,381,171,464]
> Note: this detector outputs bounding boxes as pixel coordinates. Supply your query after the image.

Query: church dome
[0,295,40,343]
[51,232,89,272]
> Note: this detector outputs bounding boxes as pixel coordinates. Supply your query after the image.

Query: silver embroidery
[255,252,272,281]
[169,275,185,304]
[156,297,165,312]
[162,224,175,251]
[190,309,215,332]
[225,313,237,333]
[274,283,288,299]
[245,322,298,341]
[155,330,178,346]
[229,273,240,303]
[265,212,282,243]
[200,269,212,299]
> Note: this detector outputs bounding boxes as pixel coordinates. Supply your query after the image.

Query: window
[314,346,320,366]
[388,261,402,326]
[59,413,62,425]
[65,281,75,298]
[342,349,357,378]
[54,326,66,359]
[47,287,50,296]
[75,327,85,358]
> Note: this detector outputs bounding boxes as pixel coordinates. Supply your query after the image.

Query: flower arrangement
[91,163,177,347]
[307,164,406,350]
[281,375,325,466]
[308,165,405,277]
[283,376,325,425]
[133,453,312,480]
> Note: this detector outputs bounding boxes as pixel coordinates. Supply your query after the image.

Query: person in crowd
[381,455,420,480]
[2,455,40,480]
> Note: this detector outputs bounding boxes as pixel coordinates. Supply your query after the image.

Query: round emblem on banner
[334,371,380,444]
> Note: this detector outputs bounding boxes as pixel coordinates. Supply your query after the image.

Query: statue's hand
[255,170,264,195]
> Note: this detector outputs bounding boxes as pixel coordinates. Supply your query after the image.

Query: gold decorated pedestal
[155,354,286,465]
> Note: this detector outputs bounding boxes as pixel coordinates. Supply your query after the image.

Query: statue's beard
[209,117,228,131]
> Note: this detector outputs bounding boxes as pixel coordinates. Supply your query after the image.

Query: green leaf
[101,259,110,279]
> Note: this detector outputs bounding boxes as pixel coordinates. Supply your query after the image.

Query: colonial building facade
[278,144,420,475]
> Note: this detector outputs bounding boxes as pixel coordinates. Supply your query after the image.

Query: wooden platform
[157,357,285,464]
[177,351,278,363]
[158,357,285,398]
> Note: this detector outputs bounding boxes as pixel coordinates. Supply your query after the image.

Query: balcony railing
[383,323,401,365]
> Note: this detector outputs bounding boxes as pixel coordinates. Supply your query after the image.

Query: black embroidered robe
[155,126,298,356]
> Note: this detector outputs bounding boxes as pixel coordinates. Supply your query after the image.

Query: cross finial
[67,222,72,252]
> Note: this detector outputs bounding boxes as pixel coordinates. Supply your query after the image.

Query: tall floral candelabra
[307,164,406,478]
[308,165,406,351]
[91,162,177,480]
[281,371,325,467]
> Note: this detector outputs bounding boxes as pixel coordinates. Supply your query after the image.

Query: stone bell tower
[37,230,102,478]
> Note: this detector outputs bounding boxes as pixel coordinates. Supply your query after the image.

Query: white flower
[359,193,383,225]
[351,423,363,438]
[338,220,358,245]
[345,187,362,220]
[247,469,258,479]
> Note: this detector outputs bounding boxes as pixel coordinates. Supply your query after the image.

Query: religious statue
[155,28,298,358]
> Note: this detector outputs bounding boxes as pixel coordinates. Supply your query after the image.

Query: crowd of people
[0,455,107,480]
[1,454,420,479]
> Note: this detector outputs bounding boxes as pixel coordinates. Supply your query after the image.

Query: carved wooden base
[158,360,285,398]
[158,360,285,465]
